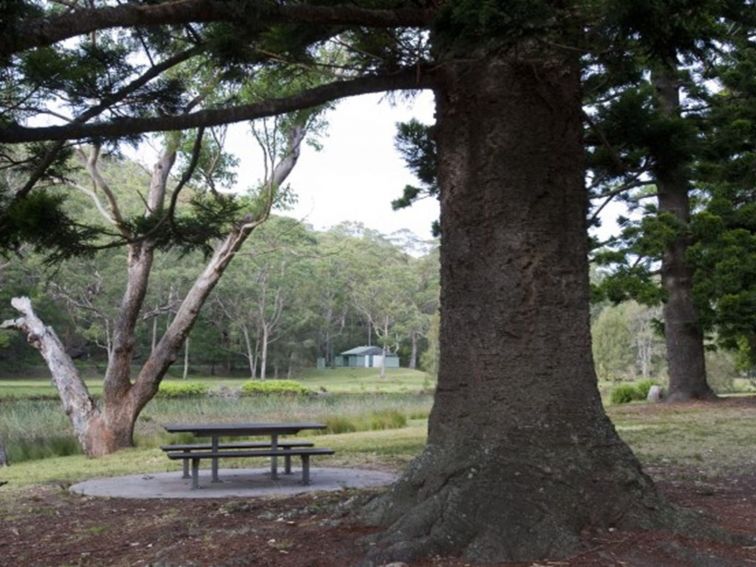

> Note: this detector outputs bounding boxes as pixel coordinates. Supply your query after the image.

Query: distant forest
[0,156,745,387]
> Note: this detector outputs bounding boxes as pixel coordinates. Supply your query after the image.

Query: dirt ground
[2,400,756,566]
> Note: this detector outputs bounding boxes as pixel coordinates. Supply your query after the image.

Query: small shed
[335,346,400,369]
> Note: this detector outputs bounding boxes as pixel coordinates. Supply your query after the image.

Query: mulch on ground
[2,471,754,566]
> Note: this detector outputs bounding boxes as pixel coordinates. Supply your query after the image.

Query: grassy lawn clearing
[0,368,434,400]
[1,398,754,489]
[294,368,435,393]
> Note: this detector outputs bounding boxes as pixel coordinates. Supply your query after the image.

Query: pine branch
[0,69,434,143]
[1,2,433,57]
[15,46,202,198]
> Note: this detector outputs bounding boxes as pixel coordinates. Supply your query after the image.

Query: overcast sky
[226,91,439,240]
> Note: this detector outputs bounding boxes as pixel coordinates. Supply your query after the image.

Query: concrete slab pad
[70,467,396,499]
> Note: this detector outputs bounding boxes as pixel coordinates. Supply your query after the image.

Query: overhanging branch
[15,46,202,198]
[2,1,433,57]
[0,70,435,143]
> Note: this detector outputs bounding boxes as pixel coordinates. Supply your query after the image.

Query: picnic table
[162,422,332,489]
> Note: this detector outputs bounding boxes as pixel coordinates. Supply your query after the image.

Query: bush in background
[610,380,660,404]
[610,383,640,405]
[240,379,310,396]
[634,379,658,400]
[323,409,407,434]
[156,382,209,399]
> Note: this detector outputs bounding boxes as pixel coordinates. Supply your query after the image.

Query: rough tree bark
[363,49,669,564]
[652,64,715,402]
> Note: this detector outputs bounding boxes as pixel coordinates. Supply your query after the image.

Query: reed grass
[0,393,433,464]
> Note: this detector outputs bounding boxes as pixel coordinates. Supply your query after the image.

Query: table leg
[192,458,200,489]
[182,451,190,479]
[211,435,220,482]
[271,433,278,480]
[301,454,310,485]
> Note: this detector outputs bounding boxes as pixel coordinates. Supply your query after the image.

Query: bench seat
[166,447,335,488]
[160,440,314,452]
[161,441,315,480]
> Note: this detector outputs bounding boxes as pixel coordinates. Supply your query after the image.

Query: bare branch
[2,296,100,451]
[73,181,116,226]
[82,144,130,236]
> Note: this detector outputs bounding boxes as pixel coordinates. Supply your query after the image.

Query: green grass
[0,367,435,400]
[294,368,435,393]
[1,400,755,491]
[1,367,753,491]
[0,392,434,463]
[0,379,104,400]
[2,398,755,489]
[0,425,429,488]
[611,402,756,476]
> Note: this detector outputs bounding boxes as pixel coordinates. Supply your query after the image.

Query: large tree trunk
[365,50,668,564]
[652,65,715,402]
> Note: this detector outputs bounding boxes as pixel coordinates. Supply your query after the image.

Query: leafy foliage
[610,383,642,404]
[0,190,101,261]
[392,119,439,235]
[156,382,209,399]
[240,379,310,396]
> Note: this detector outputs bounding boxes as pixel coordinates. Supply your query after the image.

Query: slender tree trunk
[380,316,388,379]
[325,329,331,366]
[182,337,189,380]
[409,331,418,370]
[260,324,269,380]
[652,65,715,402]
[151,314,158,353]
[365,49,668,564]
[242,324,255,378]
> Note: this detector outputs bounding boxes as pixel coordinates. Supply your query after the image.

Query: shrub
[610,383,639,405]
[610,381,661,404]
[635,379,658,400]
[368,409,407,430]
[324,416,358,434]
[156,382,209,399]
[240,379,310,396]
[323,410,408,434]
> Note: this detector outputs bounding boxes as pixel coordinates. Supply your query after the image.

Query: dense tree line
[0,159,439,378]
